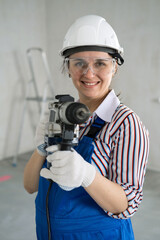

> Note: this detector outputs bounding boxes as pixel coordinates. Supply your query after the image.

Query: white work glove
[40,145,96,190]
[34,113,49,157]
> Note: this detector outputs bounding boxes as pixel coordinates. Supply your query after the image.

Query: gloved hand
[34,113,49,157]
[40,145,96,190]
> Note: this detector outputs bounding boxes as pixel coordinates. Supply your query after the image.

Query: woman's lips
[81,81,100,86]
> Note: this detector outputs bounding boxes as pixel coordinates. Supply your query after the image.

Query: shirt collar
[94,90,120,122]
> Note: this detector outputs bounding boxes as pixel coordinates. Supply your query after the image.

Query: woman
[24,15,149,239]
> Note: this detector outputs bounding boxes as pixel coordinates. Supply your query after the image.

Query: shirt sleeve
[106,112,149,219]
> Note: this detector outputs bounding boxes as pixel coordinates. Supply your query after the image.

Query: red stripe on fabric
[131,114,137,186]
[92,157,104,175]
[126,117,130,183]
[135,116,141,188]
[112,104,126,122]
[120,122,125,183]
[110,111,132,136]
[94,142,108,173]
[100,142,110,160]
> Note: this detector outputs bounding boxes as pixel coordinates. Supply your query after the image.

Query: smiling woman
[24,15,149,240]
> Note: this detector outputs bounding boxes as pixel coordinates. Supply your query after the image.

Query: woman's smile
[81,80,100,87]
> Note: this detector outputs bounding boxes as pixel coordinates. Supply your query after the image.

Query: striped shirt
[79,90,149,219]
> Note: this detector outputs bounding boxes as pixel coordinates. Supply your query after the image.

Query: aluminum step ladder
[12,47,55,166]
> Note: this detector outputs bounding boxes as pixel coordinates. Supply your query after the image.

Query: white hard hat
[60,15,124,65]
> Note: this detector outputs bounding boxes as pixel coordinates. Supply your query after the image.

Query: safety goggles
[65,57,116,75]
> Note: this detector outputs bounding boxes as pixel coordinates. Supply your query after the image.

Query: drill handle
[60,140,73,151]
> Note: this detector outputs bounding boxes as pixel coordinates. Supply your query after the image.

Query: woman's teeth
[83,82,97,86]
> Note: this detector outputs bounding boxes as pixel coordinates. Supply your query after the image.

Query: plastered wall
[0,0,160,171]
[0,0,47,160]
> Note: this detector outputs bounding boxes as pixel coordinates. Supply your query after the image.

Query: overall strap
[86,116,106,139]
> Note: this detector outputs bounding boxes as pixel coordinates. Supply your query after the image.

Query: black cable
[46,180,53,240]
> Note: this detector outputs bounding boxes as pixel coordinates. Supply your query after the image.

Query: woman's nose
[83,66,95,78]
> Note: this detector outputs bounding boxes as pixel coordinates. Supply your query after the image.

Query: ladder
[12,47,55,166]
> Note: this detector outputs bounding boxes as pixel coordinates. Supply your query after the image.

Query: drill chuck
[63,102,90,124]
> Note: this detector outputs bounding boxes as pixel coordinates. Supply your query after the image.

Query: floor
[0,152,160,240]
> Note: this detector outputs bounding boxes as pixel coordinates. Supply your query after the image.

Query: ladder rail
[27,47,55,98]
[12,47,55,166]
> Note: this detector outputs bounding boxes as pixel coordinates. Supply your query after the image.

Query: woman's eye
[74,61,86,68]
[95,61,106,67]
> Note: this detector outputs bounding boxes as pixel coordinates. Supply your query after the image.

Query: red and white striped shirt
[79,90,149,219]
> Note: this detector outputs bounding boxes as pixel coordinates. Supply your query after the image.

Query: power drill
[45,94,91,168]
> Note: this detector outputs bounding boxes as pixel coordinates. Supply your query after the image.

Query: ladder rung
[26,97,54,101]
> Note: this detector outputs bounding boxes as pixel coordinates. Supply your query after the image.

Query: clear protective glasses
[64,57,116,76]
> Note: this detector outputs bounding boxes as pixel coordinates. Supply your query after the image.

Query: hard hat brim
[60,45,124,65]
[61,45,120,57]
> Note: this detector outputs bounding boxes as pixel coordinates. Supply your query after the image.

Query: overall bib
[35,117,135,240]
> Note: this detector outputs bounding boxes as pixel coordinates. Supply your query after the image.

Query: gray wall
[0,0,47,159]
[0,0,160,171]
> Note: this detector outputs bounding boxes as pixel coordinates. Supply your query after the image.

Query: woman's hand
[40,145,96,190]
[34,113,49,157]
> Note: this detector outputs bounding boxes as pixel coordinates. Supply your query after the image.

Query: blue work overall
[35,117,135,240]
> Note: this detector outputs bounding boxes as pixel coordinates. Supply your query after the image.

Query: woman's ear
[112,62,118,76]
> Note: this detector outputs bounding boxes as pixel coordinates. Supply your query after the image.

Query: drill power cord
[46,180,53,240]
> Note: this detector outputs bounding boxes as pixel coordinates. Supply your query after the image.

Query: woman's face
[68,51,116,102]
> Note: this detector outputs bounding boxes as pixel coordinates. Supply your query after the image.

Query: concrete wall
[0,0,46,160]
[0,0,160,171]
